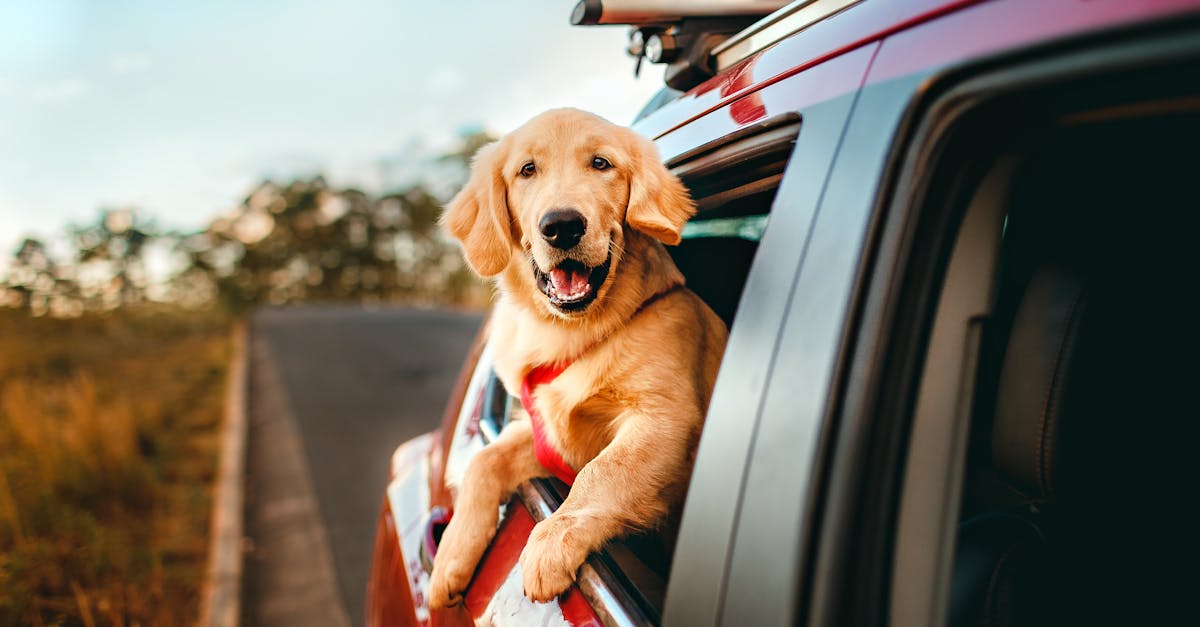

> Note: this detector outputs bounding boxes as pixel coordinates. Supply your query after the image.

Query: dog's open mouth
[533,256,611,313]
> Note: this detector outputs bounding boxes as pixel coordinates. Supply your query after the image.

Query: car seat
[949,263,1086,627]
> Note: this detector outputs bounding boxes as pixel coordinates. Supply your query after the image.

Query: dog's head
[442,108,694,318]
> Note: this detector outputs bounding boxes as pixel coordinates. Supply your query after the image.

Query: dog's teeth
[555,285,591,302]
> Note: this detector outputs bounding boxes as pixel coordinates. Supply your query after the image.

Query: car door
[706,5,1200,627]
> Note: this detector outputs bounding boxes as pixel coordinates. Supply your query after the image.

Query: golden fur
[430,108,728,607]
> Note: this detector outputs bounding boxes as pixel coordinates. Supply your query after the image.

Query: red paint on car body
[463,502,535,616]
[636,0,1200,144]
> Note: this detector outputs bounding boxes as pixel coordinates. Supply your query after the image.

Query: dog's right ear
[625,132,695,246]
[441,142,513,276]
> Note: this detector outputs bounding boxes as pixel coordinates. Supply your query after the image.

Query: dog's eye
[520,162,536,177]
[591,157,612,171]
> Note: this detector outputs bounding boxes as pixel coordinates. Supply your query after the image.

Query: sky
[0,0,665,263]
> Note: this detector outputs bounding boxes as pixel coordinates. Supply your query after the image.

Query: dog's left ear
[440,141,514,276]
[626,132,695,246]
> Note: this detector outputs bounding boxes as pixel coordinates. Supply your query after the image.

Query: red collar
[520,362,576,485]
[517,283,684,486]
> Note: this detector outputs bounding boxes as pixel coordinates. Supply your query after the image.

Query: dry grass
[0,307,231,626]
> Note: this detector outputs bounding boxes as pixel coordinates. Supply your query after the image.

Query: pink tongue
[550,267,589,295]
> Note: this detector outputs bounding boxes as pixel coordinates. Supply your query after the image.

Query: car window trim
[665,113,800,171]
[478,370,507,443]
[669,117,800,180]
[516,481,656,627]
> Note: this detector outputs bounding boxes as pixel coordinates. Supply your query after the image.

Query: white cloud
[108,52,151,74]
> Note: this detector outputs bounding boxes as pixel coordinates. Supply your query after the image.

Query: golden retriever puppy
[429,108,727,608]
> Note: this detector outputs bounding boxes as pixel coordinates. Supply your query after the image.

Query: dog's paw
[519,519,586,603]
[428,562,468,610]
[428,547,475,610]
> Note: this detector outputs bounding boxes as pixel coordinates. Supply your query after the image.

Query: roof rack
[570,0,863,92]
[570,1,791,91]
[571,0,792,25]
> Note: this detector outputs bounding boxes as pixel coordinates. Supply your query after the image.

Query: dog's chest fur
[490,307,620,469]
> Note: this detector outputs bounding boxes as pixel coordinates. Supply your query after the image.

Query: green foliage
[1,130,498,317]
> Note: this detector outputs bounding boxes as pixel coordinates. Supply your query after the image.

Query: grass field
[0,308,231,626]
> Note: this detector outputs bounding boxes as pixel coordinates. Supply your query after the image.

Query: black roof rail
[573,1,868,92]
[571,0,791,26]
[571,0,792,91]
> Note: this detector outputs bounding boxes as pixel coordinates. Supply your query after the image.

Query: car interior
[925,71,1199,627]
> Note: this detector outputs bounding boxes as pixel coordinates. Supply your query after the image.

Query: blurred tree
[1,128,498,316]
[189,175,452,311]
[3,238,56,314]
[68,209,153,309]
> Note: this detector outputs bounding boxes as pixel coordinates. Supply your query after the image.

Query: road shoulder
[199,323,248,627]
[242,328,351,627]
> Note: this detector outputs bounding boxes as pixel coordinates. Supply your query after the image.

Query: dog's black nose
[539,209,587,250]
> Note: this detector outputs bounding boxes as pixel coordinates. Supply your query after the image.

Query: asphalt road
[242,306,483,627]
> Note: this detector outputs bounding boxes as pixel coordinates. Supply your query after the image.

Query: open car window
[813,29,1200,627]
[473,114,803,623]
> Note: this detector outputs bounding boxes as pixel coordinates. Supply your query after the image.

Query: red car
[368,1,1200,625]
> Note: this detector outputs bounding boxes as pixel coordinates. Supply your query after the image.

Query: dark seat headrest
[992,265,1088,501]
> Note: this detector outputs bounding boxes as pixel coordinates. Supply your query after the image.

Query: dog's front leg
[519,415,693,602]
[429,420,545,609]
